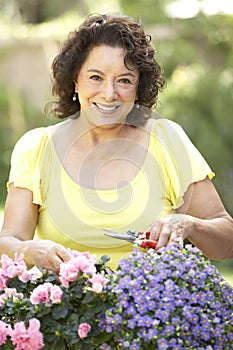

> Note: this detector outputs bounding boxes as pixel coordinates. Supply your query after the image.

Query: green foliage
[0,0,87,24]
[119,0,167,23]
[0,82,57,205]
[0,83,11,204]
[213,260,233,286]
[155,14,233,215]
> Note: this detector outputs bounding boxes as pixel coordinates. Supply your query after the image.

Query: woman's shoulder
[11,126,56,161]
[16,126,49,143]
[150,117,183,134]
[149,117,191,145]
[14,124,61,150]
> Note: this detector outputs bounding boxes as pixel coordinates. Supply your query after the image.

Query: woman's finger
[167,229,184,246]
[148,220,163,241]
[56,245,72,262]
[155,224,171,250]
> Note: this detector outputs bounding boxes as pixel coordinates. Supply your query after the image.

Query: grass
[0,207,232,286]
[213,260,233,287]
[0,207,3,229]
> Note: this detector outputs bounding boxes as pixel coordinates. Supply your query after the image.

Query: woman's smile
[93,102,120,113]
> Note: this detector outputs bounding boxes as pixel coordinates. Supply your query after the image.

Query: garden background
[0,0,232,283]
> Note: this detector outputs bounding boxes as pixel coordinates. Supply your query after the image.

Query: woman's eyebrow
[118,72,137,78]
[87,69,137,78]
[87,69,103,74]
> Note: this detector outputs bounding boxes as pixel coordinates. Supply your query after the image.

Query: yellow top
[8,118,214,269]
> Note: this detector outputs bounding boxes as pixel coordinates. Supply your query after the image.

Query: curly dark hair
[49,13,166,125]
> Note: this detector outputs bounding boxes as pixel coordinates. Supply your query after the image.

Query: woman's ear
[74,80,78,93]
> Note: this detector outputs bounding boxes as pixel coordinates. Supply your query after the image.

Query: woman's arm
[0,185,71,270]
[148,177,233,259]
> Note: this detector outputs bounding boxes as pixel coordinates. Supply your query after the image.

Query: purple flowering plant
[99,241,233,350]
[0,241,233,350]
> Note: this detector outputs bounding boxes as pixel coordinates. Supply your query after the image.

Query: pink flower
[59,260,80,287]
[19,266,42,283]
[4,287,24,299]
[30,283,52,304]
[68,250,97,264]
[89,273,108,293]
[0,288,24,306]
[59,253,96,287]
[18,271,32,283]
[28,266,43,281]
[30,283,63,304]
[10,318,44,350]
[1,253,27,279]
[50,285,63,304]
[73,255,96,274]
[77,323,91,339]
[0,269,8,291]
[0,320,11,346]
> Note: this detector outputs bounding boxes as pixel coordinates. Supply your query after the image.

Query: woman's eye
[119,78,131,84]
[90,75,102,81]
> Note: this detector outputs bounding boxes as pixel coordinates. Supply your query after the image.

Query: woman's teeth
[95,103,117,111]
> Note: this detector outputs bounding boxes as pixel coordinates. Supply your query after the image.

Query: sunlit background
[0,0,232,283]
[166,0,233,18]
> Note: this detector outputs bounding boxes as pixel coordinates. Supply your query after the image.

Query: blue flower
[127,318,137,329]
[157,337,169,349]
[129,340,140,350]
[98,241,233,348]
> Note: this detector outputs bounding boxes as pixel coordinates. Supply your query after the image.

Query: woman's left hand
[147,178,233,259]
[148,213,195,251]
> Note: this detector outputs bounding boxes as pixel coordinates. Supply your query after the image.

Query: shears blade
[103,229,136,243]
[103,229,158,250]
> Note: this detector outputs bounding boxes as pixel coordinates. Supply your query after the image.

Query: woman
[0,13,233,271]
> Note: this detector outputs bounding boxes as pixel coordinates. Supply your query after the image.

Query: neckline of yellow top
[47,122,155,193]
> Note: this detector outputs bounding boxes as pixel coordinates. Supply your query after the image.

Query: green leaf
[48,338,66,350]
[51,305,68,320]
[100,255,111,264]
[82,292,96,304]
[92,330,115,345]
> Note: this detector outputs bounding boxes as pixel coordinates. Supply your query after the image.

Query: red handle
[140,240,157,249]
[138,231,151,239]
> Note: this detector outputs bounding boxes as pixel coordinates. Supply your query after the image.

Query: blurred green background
[0,0,232,284]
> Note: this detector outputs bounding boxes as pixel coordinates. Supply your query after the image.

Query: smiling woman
[0,13,233,273]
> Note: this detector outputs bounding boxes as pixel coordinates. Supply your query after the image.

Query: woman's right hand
[25,239,72,272]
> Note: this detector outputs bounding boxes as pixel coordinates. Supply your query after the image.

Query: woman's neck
[69,117,134,148]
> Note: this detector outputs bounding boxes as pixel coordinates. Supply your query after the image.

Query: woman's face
[75,45,139,128]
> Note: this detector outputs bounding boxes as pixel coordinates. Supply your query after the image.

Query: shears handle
[138,231,151,239]
[140,240,157,249]
[137,231,157,249]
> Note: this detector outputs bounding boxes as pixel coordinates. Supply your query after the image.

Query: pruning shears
[103,229,158,249]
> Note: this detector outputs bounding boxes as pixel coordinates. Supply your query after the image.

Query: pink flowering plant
[0,250,114,350]
[0,241,233,350]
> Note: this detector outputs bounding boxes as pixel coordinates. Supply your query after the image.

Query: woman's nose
[100,81,118,101]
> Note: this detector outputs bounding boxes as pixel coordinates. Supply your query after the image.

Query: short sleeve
[153,119,215,209]
[7,127,49,205]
